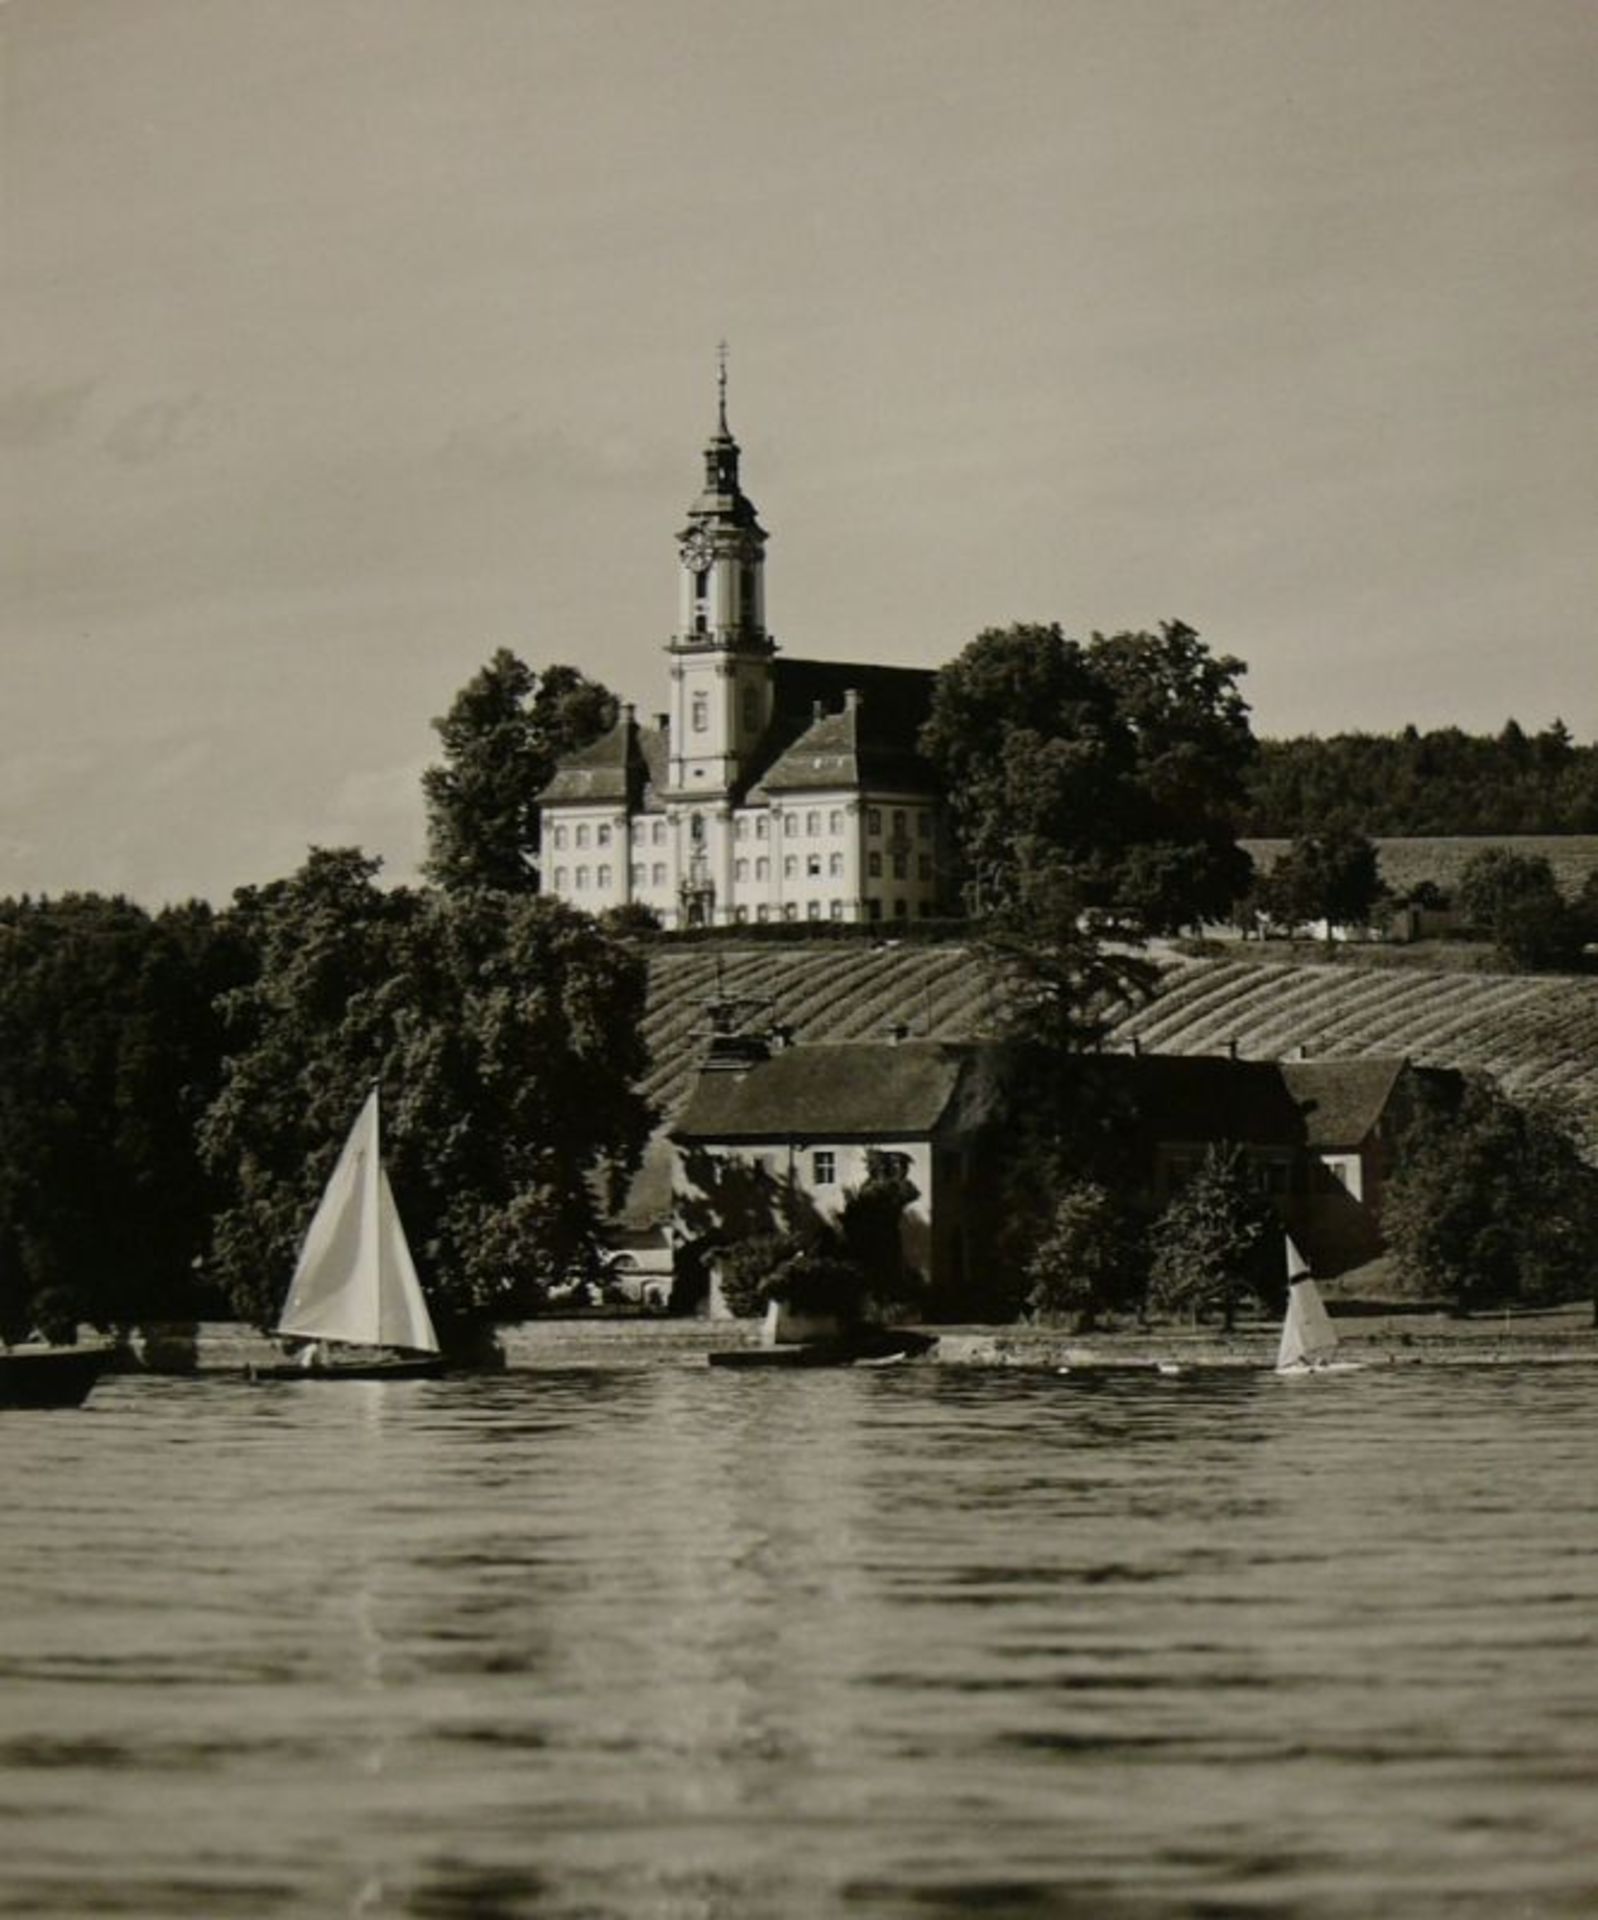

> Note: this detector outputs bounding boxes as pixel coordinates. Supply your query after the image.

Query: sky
[4,0,1595,907]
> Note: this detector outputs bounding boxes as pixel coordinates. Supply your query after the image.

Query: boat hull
[0,1349,108,1408]
[246,1354,448,1382]
[709,1329,936,1371]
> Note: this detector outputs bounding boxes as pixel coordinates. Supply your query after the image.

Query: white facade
[544,794,945,926]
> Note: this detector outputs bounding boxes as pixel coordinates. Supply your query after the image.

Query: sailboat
[1275,1233,1359,1375]
[250,1089,446,1381]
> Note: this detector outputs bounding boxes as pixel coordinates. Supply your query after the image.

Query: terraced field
[638,941,1598,1154]
[640,944,1000,1120]
[1117,955,1598,1149]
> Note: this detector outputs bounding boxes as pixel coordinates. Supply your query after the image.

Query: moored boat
[0,1346,109,1408]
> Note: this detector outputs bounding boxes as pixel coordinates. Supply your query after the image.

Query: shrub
[1147,1144,1279,1330]
[1025,1181,1146,1330]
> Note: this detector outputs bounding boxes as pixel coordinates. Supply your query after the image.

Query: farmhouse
[539,368,956,929]
[670,1034,1005,1311]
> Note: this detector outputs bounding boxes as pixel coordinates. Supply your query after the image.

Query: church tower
[665,348,776,795]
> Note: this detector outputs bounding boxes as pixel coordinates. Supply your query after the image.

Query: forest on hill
[1240,723,1598,837]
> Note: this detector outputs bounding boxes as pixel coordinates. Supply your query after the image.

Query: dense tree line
[0,858,652,1348]
[0,896,250,1340]
[1240,722,1598,837]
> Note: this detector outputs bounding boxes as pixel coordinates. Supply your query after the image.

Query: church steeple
[667,348,776,796]
[674,343,770,652]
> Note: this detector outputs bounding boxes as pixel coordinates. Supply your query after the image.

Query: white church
[538,370,953,929]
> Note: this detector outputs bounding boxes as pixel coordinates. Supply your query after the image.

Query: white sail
[274,1090,440,1355]
[1276,1275,1338,1373]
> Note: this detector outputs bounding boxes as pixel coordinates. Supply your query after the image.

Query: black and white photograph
[3,3,1596,1914]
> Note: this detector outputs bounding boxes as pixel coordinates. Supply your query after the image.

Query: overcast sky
[5,0,1595,907]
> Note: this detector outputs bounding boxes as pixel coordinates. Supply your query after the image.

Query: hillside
[637,940,1598,1158]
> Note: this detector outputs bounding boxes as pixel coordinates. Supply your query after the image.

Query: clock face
[681,530,715,571]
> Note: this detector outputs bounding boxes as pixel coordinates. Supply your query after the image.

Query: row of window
[732,1147,912,1187]
[745,808,932,841]
[548,807,937,853]
[549,820,652,852]
[552,856,937,894]
[729,898,931,924]
[733,852,934,882]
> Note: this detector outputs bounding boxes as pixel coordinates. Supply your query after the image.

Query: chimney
[621,702,635,728]
[699,1032,770,1074]
[844,687,863,713]
[884,1020,911,1046]
[812,699,825,724]
[654,711,669,733]
[1227,1038,1239,1060]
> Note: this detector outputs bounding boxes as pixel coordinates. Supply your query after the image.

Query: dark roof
[672,1040,987,1142]
[540,713,665,808]
[1280,1058,1409,1148]
[1077,1052,1413,1151]
[1084,1054,1308,1148]
[540,658,937,808]
[748,660,939,799]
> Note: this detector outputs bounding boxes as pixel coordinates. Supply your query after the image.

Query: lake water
[3,1362,1596,1918]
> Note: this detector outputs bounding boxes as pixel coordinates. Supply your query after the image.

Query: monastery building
[538,370,954,928]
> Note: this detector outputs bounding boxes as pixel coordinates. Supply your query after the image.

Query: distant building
[670,1035,1004,1310]
[539,365,955,929]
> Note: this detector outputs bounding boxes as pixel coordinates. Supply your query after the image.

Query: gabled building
[539,369,954,928]
[670,1036,1005,1308]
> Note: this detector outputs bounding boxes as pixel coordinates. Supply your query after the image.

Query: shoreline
[87,1304,1598,1375]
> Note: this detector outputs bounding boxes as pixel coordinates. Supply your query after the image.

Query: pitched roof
[1077,1052,1413,1150]
[671,1040,984,1142]
[747,660,939,798]
[1083,1054,1309,1147]
[1280,1057,1410,1148]
[540,713,665,808]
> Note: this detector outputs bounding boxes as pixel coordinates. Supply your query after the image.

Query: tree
[422,651,617,893]
[1260,826,1382,941]
[1025,1180,1146,1331]
[838,1150,923,1315]
[981,878,1159,1055]
[1382,1075,1598,1313]
[713,1228,867,1323]
[920,621,1255,934]
[1457,849,1583,971]
[1146,1145,1279,1330]
[201,849,653,1340]
[0,895,247,1341]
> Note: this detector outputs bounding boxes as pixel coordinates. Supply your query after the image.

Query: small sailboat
[1275,1234,1359,1375]
[250,1089,446,1381]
